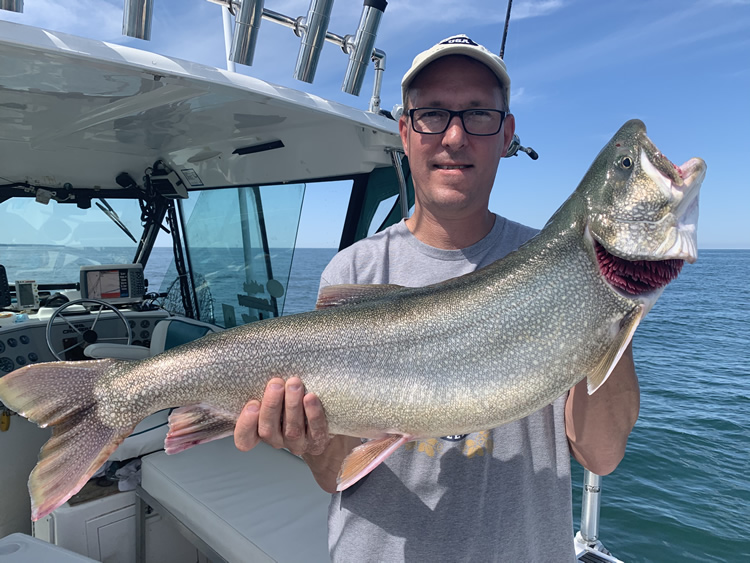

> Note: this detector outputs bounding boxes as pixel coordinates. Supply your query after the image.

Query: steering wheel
[46,298,133,361]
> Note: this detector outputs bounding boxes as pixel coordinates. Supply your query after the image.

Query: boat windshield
[0,197,153,287]
[0,183,307,330]
[159,183,306,328]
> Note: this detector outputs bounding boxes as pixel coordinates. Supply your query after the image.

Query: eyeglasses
[408,108,507,136]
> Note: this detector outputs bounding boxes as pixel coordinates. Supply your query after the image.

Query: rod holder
[579,470,602,546]
[122,0,153,40]
[0,0,22,13]
[342,0,387,96]
[230,0,265,66]
[294,0,335,83]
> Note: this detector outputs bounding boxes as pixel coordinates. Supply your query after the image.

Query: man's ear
[399,114,410,158]
[501,113,516,157]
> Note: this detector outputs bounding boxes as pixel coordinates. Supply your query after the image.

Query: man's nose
[442,115,467,148]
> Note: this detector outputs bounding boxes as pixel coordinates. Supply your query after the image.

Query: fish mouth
[593,238,684,296]
[642,155,705,264]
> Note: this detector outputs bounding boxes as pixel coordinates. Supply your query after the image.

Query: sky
[1,0,749,249]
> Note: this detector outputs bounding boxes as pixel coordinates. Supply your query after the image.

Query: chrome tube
[122,0,153,40]
[389,149,410,220]
[294,0,335,83]
[579,469,602,546]
[221,5,236,72]
[342,0,387,96]
[368,48,385,113]
[230,0,265,66]
[0,0,23,13]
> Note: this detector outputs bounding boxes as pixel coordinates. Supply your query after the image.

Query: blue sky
[2,0,748,249]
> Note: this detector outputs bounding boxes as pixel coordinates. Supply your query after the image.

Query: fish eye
[619,156,633,169]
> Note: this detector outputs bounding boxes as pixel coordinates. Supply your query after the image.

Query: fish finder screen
[86,270,129,300]
[80,264,145,305]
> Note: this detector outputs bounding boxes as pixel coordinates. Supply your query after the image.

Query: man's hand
[234,376,330,456]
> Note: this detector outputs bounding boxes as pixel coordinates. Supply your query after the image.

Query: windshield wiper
[96,198,137,243]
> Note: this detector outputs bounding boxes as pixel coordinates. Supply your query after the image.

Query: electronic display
[79,264,145,305]
[15,280,39,309]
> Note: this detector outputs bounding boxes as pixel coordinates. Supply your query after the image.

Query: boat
[0,1,618,561]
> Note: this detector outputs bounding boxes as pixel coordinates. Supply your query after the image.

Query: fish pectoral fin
[316,283,405,309]
[336,434,410,491]
[587,305,644,395]
[165,404,237,454]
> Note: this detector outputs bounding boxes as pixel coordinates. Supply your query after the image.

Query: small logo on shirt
[405,431,493,458]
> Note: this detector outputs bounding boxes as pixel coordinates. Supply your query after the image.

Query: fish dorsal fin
[336,434,410,491]
[316,283,405,309]
[587,305,644,395]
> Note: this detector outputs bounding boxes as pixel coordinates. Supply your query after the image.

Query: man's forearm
[565,344,640,475]
[303,435,362,493]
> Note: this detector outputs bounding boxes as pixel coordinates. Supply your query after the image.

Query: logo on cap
[441,36,478,46]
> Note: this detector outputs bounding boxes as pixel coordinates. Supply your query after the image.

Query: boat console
[0,294,169,376]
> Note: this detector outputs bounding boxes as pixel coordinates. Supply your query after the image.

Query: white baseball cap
[401,34,511,109]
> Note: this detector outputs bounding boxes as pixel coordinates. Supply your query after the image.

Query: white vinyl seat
[137,438,331,563]
[84,316,221,360]
[83,316,223,461]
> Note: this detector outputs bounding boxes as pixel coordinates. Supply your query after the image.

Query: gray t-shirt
[319,217,576,562]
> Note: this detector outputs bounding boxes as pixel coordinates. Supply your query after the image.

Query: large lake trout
[0,120,706,521]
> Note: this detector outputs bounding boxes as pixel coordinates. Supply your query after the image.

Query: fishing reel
[505,134,538,160]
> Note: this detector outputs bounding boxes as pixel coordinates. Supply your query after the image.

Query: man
[235,35,640,561]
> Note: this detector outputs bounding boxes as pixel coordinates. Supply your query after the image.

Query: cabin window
[338,156,414,250]
[157,183,305,328]
[0,197,144,289]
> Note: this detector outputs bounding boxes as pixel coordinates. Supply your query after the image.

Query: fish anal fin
[336,434,410,491]
[587,305,644,395]
[165,404,237,454]
[316,284,405,309]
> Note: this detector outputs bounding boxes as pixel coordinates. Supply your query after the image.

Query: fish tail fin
[0,360,136,521]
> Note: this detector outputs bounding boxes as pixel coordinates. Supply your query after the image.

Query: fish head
[581,119,706,298]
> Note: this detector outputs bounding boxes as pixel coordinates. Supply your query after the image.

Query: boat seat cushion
[140,438,331,562]
[149,316,221,355]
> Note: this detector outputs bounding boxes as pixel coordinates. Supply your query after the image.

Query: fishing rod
[499,0,538,160]
[500,0,513,59]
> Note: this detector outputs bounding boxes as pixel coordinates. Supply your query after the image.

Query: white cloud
[385,0,564,26]
[509,86,545,106]
[511,0,565,20]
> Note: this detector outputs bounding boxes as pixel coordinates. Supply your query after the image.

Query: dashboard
[0,308,170,375]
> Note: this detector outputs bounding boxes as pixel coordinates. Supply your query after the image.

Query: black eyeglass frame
[407,108,508,136]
